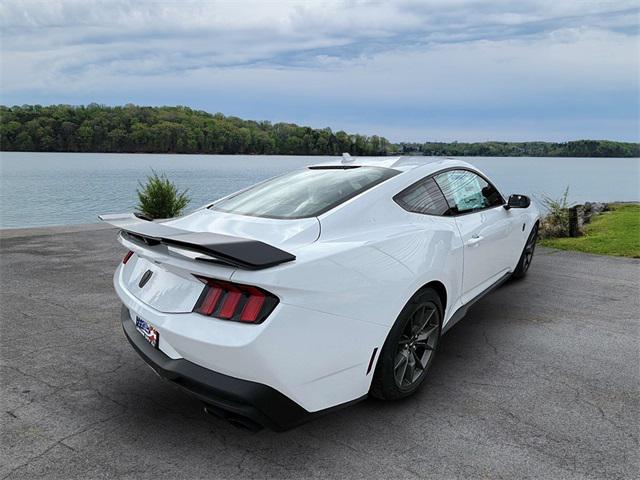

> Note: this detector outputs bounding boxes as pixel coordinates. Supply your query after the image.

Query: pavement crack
[482,331,499,356]
[2,365,56,389]
[4,338,98,361]
[561,380,640,446]
[1,412,126,480]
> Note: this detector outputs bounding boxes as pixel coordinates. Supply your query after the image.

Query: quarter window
[434,170,503,214]
[394,177,450,216]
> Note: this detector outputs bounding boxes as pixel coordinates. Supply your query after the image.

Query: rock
[582,202,608,224]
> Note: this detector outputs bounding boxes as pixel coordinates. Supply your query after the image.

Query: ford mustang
[101,155,539,431]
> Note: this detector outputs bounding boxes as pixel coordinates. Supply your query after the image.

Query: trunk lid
[121,254,207,313]
[165,208,320,248]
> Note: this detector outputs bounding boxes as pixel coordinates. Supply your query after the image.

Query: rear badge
[138,269,153,288]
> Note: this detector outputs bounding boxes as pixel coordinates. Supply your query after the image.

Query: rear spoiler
[98,213,295,270]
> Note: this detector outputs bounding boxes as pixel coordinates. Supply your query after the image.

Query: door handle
[466,234,483,246]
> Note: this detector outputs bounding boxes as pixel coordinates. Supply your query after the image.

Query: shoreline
[0,222,112,239]
[2,151,640,159]
[2,201,639,235]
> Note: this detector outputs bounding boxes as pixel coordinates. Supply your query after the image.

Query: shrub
[136,170,190,219]
[539,186,570,239]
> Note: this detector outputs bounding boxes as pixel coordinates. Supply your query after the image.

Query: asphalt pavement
[1,225,638,479]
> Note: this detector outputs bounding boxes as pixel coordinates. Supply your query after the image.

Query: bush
[136,170,190,219]
[539,186,570,239]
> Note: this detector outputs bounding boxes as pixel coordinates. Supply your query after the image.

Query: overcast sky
[1,0,638,142]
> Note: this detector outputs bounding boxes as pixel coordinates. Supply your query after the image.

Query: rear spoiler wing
[98,213,295,270]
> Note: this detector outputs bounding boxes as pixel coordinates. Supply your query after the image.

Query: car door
[433,169,515,302]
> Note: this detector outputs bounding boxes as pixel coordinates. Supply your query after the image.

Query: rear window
[211,166,399,219]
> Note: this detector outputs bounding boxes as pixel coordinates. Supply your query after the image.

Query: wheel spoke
[410,306,426,334]
[419,348,432,369]
[405,356,416,384]
[394,351,407,370]
[415,324,438,343]
[412,349,425,370]
[394,351,409,385]
[414,308,435,334]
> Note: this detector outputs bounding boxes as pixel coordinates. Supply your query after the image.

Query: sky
[1,0,639,142]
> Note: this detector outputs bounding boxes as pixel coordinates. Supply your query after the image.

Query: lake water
[0,152,638,229]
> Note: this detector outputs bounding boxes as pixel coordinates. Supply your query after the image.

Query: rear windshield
[210,166,399,219]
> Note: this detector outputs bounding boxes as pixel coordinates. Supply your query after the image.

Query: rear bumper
[120,306,362,431]
[114,261,388,413]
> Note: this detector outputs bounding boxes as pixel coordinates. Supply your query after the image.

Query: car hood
[164,208,320,251]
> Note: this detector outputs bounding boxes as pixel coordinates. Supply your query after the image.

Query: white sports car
[101,155,539,431]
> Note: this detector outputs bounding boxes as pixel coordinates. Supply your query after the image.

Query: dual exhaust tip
[203,404,263,433]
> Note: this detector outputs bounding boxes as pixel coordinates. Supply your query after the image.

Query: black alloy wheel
[371,288,442,400]
[513,223,538,279]
[394,303,439,389]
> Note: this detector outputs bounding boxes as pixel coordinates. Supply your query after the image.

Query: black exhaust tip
[203,405,263,432]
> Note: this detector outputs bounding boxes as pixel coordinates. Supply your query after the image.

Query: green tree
[136,170,190,219]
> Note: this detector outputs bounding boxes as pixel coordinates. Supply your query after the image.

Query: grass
[540,204,640,258]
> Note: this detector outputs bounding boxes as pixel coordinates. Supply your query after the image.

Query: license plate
[135,316,159,348]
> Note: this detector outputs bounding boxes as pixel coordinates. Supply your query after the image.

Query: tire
[511,222,538,280]
[370,288,442,400]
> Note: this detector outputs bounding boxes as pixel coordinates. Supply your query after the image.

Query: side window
[394,177,450,216]
[434,170,503,215]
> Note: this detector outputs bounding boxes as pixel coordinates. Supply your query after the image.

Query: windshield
[211,166,399,219]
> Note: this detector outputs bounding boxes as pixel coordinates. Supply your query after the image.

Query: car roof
[308,155,476,175]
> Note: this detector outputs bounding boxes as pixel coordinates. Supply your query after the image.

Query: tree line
[398,140,639,158]
[0,104,391,155]
[1,104,638,157]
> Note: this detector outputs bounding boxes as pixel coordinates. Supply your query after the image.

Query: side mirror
[504,194,531,210]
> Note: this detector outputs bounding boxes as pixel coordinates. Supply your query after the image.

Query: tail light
[192,276,278,324]
[122,250,134,264]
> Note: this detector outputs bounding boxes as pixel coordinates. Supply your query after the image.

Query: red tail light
[193,276,278,324]
[196,284,223,316]
[239,287,266,322]
[218,286,242,319]
[122,250,134,264]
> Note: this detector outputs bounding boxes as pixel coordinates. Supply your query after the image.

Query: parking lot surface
[1,226,638,479]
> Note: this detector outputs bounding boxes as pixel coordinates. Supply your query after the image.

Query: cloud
[1,0,638,141]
